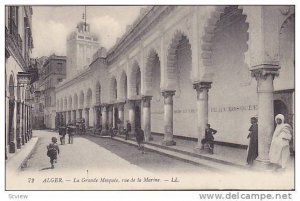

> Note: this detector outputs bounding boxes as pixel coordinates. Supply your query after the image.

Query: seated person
[201,124,217,154]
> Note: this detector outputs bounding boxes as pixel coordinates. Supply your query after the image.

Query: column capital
[126,99,136,109]
[250,64,280,80]
[142,96,152,108]
[161,90,175,98]
[193,82,212,92]
[142,95,152,102]
[116,102,125,110]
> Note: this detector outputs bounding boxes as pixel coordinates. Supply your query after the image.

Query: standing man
[269,114,293,171]
[125,120,131,140]
[246,117,258,165]
[67,123,75,144]
[58,126,67,145]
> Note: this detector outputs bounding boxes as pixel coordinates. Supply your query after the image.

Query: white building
[56,6,295,166]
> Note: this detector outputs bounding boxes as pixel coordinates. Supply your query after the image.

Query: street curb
[6,137,39,172]
[88,133,247,172]
[106,134,246,170]
[110,136,220,172]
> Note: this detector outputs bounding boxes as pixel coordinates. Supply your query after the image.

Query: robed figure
[269,114,293,170]
[246,117,258,165]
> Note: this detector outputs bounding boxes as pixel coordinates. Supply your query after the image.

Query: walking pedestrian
[246,117,258,165]
[109,125,114,138]
[47,137,60,169]
[136,127,145,153]
[269,114,293,171]
[58,126,66,145]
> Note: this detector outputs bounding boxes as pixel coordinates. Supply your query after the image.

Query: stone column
[118,103,125,128]
[21,102,24,145]
[24,105,28,143]
[94,106,100,128]
[78,109,83,119]
[84,108,90,128]
[64,111,68,125]
[8,98,16,153]
[142,96,153,141]
[25,105,29,142]
[108,105,113,128]
[73,110,76,122]
[23,104,27,143]
[100,105,108,134]
[16,101,22,149]
[161,90,176,146]
[193,82,212,151]
[66,111,69,124]
[251,66,279,166]
[29,106,32,139]
[28,106,30,139]
[128,100,135,135]
[68,111,72,123]
[89,107,94,128]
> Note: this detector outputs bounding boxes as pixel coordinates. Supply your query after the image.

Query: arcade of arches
[56,6,295,165]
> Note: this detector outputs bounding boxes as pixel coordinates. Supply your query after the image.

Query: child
[47,137,60,169]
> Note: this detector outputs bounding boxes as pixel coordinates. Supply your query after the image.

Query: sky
[31,6,145,57]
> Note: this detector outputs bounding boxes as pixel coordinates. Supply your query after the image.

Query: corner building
[5,6,35,158]
[56,6,295,165]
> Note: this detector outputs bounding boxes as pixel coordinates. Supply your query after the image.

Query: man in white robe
[269,114,293,170]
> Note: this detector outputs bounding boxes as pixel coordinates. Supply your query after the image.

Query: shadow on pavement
[39,167,52,171]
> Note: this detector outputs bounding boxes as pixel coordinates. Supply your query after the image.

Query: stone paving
[5,130,295,190]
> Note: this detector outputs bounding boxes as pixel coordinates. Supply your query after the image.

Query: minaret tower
[66,6,100,79]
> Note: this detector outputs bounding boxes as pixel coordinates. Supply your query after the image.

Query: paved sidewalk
[6,137,39,173]
[113,132,294,170]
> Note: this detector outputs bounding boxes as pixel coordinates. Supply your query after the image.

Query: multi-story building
[5,6,35,158]
[38,54,67,129]
[32,56,47,129]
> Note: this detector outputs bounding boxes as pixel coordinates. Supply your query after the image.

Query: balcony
[8,20,23,52]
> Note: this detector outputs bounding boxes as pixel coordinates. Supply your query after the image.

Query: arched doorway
[166,30,195,139]
[274,100,288,122]
[205,6,253,145]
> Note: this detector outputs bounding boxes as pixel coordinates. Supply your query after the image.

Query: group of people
[199,114,293,171]
[46,123,78,169]
[47,113,292,171]
[246,114,293,171]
